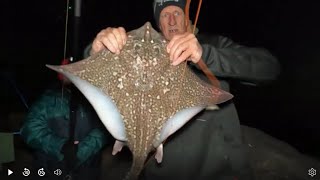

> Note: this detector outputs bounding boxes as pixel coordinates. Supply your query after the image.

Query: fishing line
[60,0,71,109]
[63,0,70,60]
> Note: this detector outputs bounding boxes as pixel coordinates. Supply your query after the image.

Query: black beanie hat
[153,0,186,26]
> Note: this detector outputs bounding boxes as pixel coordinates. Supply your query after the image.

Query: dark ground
[1,125,319,180]
[1,0,320,179]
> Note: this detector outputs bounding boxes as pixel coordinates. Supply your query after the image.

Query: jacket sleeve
[197,35,281,85]
[20,90,67,161]
[76,128,109,164]
[83,43,92,59]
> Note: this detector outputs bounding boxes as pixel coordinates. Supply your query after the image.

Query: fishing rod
[185,0,220,88]
[63,0,82,63]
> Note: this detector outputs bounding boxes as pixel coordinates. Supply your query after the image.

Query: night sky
[1,0,320,158]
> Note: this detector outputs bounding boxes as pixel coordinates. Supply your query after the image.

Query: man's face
[159,5,187,40]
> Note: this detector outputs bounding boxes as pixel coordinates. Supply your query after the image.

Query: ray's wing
[47,50,129,141]
[151,57,233,146]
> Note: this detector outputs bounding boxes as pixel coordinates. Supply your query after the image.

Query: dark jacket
[21,85,109,166]
[198,35,280,85]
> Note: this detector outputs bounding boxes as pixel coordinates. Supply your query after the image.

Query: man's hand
[166,32,203,66]
[91,27,127,55]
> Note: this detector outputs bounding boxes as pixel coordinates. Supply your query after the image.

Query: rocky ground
[242,125,320,180]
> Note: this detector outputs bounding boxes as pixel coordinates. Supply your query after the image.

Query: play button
[8,169,13,176]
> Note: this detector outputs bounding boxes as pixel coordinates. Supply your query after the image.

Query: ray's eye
[134,43,142,51]
[153,46,160,55]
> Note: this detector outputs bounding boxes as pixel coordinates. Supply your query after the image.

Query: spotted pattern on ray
[47,22,233,179]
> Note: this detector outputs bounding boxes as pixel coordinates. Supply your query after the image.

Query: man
[21,60,111,180]
[87,0,280,179]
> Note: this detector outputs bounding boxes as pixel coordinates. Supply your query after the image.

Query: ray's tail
[123,155,148,180]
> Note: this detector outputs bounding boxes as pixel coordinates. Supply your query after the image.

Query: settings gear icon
[308,168,316,177]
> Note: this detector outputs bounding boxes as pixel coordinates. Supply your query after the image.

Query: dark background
[1,0,319,159]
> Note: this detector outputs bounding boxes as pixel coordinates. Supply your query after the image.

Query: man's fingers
[112,28,126,50]
[106,32,121,54]
[96,31,117,53]
[101,37,118,54]
[172,48,191,66]
[169,33,202,65]
[118,27,127,45]
[167,33,194,51]
[112,30,123,50]
[171,34,193,52]
[171,42,188,61]
[91,27,127,55]
[167,33,185,52]
[170,35,193,60]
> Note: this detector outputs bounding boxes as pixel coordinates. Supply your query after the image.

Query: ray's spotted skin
[47,22,233,180]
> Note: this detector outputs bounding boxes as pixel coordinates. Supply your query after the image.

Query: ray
[46,22,233,180]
